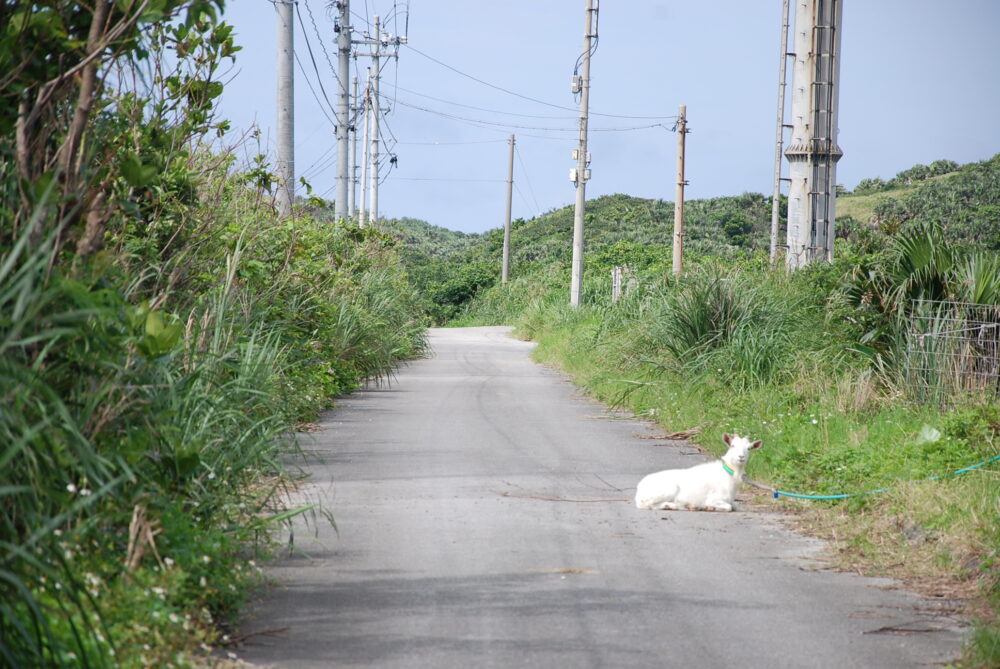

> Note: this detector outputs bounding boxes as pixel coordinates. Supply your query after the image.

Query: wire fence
[904,300,1000,406]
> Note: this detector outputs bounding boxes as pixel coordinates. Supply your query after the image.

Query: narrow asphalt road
[236,326,964,668]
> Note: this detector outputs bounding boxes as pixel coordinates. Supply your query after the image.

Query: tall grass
[1,190,428,665]
[2,222,127,667]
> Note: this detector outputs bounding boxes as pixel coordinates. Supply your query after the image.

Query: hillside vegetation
[404,153,1000,666]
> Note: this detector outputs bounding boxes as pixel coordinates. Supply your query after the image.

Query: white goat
[635,434,762,512]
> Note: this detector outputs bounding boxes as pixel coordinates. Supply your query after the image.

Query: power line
[514,143,541,213]
[293,49,336,125]
[394,139,507,145]
[292,2,338,122]
[391,96,671,133]
[381,83,578,120]
[302,0,341,87]
[301,142,337,179]
[514,182,538,217]
[393,177,506,183]
[404,43,674,120]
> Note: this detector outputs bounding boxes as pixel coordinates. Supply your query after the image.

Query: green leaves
[129,302,183,359]
[120,154,159,189]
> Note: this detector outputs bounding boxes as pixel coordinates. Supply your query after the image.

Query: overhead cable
[514,144,542,213]
[392,97,671,133]
[379,84,578,120]
[292,3,338,121]
[302,0,342,87]
[293,50,336,125]
[404,43,673,120]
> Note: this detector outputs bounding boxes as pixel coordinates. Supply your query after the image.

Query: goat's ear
[723,433,732,446]
[751,440,762,450]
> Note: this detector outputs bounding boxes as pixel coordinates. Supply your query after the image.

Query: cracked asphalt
[236,326,964,668]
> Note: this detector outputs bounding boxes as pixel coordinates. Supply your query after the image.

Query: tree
[717,211,753,247]
[854,177,886,195]
[0,1,236,261]
[929,159,959,176]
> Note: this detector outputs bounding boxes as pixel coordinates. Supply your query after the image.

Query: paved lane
[237,326,963,668]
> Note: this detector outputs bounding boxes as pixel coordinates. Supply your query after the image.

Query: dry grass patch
[785,476,998,619]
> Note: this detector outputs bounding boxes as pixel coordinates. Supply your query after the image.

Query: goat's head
[722,433,762,467]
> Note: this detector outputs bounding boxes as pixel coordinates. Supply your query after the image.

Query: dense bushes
[1,4,427,665]
[1,180,427,667]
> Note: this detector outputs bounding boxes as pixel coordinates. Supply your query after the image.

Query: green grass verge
[463,260,1000,667]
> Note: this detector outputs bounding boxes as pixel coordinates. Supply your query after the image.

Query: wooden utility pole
[570,0,596,307]
[275,0,294,217]
[672,104,687,276]
[502,134,515,284]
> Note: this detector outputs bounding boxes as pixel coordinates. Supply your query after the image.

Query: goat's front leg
[705,500,734,512]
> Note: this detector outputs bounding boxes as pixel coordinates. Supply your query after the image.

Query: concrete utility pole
[502,134,515,284]
[334,0,351,221]
[785,0,844,269]
[570,0,596,308]
[369,15,381,226]
[770,0,792,264]
[672,104,688,276]
[274,0,294,217]
[351,14,403,228]
[348,75,359,219]
[359,69,370,228]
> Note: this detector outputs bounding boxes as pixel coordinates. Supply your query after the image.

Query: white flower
[79,488,92,496]
[66,483,78,494]
[164,557,174,567]
[811,419,819,424]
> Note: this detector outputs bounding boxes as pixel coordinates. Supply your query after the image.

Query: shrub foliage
[1,3,426,666]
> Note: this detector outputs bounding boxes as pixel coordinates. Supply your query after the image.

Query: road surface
[236,326,963,668]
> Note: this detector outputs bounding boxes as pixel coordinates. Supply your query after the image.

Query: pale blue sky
[217,1,1000,233]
